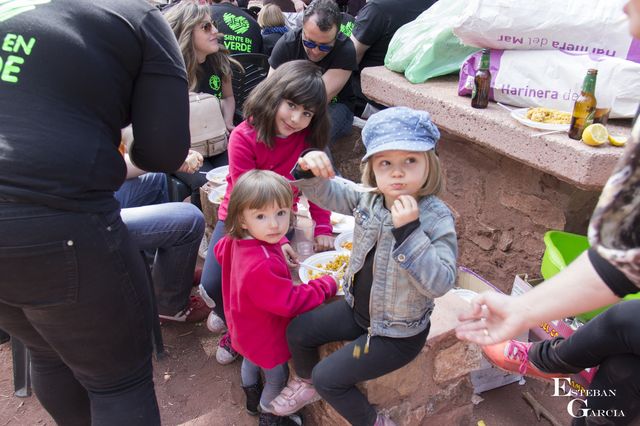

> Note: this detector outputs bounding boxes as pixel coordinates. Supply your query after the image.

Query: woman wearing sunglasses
[164,1,242,208]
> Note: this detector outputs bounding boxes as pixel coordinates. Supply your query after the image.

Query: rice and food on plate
[340,241,353,250]
[308,253,350,282]
[526,107,571,124]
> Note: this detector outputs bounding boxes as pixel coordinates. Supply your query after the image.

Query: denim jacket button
[397,254,406,262]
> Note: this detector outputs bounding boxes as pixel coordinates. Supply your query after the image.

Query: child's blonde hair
[225,170,294,238]
[257,4,286,28]
[360,150,444,197]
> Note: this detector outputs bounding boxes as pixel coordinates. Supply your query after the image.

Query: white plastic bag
[458,49,640,118]
[452,0,640,63]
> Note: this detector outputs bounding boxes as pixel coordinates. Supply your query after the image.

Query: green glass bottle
[568,69,598,140]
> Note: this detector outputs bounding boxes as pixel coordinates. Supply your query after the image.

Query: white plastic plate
[510,108,570,131]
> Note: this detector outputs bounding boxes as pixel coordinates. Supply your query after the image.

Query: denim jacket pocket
[0,240,79,307]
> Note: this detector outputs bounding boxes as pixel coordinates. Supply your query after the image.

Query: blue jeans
[329,102,354,145]
[0,202,160,425]
[241,358,289,411]
[199,220,227,320]
[116,173,205,314]
[121,203,204,315]
[115,172,168,208]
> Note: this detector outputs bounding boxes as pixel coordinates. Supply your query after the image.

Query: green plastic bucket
[541,231,640,322]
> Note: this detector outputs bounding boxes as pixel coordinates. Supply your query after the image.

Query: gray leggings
[241,358,289,412]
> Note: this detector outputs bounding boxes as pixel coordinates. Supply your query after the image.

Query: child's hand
[390,195,419,228]
[281,243,299,268]
[314,234,335,252]
[298,151,335,179]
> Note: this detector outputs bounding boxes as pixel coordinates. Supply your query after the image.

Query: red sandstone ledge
[361,66,628,191]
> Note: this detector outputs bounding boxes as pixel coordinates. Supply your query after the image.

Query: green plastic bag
[385,0,479,83]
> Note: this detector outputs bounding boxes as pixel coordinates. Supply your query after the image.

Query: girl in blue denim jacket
[269,107,458,426]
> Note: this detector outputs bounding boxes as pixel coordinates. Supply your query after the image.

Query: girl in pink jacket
[215,170,337,426]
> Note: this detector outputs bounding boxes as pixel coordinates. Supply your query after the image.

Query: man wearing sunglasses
[269,0,357,147]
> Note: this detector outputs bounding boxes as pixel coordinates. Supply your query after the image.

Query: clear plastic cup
[293,217,315,260]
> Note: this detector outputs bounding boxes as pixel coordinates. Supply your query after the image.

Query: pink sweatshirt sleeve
[247,261,337,318]
[309,200,332,237]
[228,129,258,183]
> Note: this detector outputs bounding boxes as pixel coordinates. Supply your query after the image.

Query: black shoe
[258,412,303,426]
[0,329,9,345]
[242,382,263,416]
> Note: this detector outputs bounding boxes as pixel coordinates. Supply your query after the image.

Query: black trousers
[286,299,428,426]
[0,203,159,425]
[531,300,640,426]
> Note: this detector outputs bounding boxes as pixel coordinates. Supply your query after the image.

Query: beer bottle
[471,49,491,109]
[568,69,598,140]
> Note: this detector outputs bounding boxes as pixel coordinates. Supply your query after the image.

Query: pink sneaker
[374,413,397,426]
[482,340,567,381]
[270,376,321,416]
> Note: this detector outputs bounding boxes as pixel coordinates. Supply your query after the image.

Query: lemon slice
[581,124,608,147]
[608,134,628,147]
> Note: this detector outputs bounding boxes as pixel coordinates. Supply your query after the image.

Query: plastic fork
[298,261,332,275]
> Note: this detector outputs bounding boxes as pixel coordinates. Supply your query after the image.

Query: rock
[434,341,483,383]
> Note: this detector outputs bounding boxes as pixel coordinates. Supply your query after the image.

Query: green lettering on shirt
[0,54,24,83]
[340,21,354,37]
[2,33,36,55]
[209,74,221,91]
[224,40,252,53]
[223,13,249,35]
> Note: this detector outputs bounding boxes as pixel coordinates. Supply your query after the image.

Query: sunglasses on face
[302,38,334,53]
[200,21,216,33]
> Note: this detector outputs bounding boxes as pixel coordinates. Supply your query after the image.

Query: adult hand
[177,150,204,174]
[281,243,299,268]
[225,123,235,133]
[314,234,335,252]
[455,292,530,346]
[298,151,335,179]
[390,195,419,228]
[293,0,307,12]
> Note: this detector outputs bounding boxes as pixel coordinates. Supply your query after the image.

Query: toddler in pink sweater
[215,169,337,425]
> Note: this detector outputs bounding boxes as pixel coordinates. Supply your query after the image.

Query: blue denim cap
[361,107,440,162]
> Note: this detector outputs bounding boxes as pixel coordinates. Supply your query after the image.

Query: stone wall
[437,131,600,292]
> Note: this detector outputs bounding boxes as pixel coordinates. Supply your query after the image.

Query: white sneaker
[206,311,227,334]
[198,235,208,260]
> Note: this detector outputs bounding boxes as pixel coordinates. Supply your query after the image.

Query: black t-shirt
[269,28,358,111]
[0,0,189,213]
[197,61,224,99]
[211,3,263,54]
[352,0,437,69]
[262,32,286,57]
